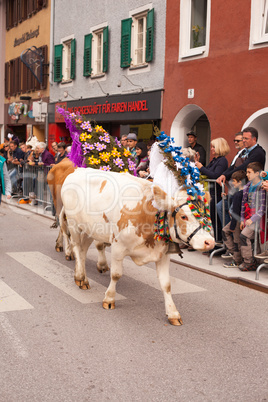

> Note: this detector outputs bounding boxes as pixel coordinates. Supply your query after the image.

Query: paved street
[0,201,267,402]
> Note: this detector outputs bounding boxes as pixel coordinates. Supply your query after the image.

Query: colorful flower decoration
[56,107,137,174]
[157,131,204,197]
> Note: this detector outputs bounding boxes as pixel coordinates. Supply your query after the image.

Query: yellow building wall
[5,0,51,103]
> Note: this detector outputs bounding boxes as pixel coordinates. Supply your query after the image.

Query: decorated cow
[60,168,215,326]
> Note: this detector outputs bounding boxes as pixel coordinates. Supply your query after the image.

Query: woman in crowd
[195,137,230,242]
[136,142,149,176]
[0,148,12,203]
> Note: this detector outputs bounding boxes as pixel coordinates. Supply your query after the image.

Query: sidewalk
[4,196,268,293]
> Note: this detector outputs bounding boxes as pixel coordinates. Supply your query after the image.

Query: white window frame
[60,34,74,84]
[179,0,211,62]
[90,22,108,78]
[249,0,268,49]
[128,3,152,73]
[131,12,147,67]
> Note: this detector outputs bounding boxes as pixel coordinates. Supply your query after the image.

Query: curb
[171,257,268,294]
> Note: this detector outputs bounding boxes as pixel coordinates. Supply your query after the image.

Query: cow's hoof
[56,246,63,252]
[102,301,115,310]
[80,283,90,290]
[168,317,183,326]
[97,263,109,273]
[75,280,90,290]
[66,253,75,261]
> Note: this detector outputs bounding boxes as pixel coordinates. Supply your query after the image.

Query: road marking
[0,280,33,313]
[7,252,126,304]
[0,314,28,358]
[88,248,206,295]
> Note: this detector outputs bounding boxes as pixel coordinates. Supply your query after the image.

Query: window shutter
[121,18,132,68]
[83,34,92,77]
[6,1,10,30]
[54,44,63,82]
[5,62,9,97]
[22,62,28,93]
[146,8,154,62]
[41,45,48,89]
[70,39,76,80]
[103,26,109,73]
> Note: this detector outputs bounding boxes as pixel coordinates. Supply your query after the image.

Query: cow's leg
[72,233,93,290]
[55,227,63,252]
[102,248,123,310]
[94,241,109,273]
[156,254,183,326]
[60,214,74,261]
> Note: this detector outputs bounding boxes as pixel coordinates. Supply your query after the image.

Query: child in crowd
[222,170,247,268]
[239,162,266,271]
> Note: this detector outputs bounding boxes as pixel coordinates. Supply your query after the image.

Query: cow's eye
[180,215,188,220]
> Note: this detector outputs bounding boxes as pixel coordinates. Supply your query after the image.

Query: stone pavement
[4,196,268,293]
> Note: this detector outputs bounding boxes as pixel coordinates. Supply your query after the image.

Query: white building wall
[50,0,166,103]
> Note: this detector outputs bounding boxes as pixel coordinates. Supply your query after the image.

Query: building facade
[162,0,268,165]
[3,0,50,143]
[48,0,166,150]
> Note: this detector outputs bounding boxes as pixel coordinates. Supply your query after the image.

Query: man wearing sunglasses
[216,129,265,230]
[216,127,266,185]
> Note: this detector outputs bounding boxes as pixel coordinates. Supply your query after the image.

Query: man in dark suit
[217,127,266,185]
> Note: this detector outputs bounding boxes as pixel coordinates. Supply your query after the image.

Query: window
[120,7,154,69]
[5,45,48,97]
[83,26,108,77]
[6,0,47,30]
[54,38,76,83]
[250,0,268,48]
[179,0,211,61]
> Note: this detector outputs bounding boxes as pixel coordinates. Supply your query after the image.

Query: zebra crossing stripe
[0,280,33,312]
[7,251,126,304]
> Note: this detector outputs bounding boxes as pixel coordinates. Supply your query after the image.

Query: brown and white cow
[47,158,75,258]
[60,168,215,326]
[47,159,110,272]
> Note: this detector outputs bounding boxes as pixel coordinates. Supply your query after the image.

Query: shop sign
[52,90,162,123]
[14,26,40,47]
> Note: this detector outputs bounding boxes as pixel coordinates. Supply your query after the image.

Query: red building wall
[162,0,268,161]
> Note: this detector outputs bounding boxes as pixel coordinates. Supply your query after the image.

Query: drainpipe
[47,0,55,144]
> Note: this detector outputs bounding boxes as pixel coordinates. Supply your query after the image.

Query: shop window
[250,0,268,48]
[83,26,108,77]
[54,38,76,83]
[179,0,211,61]
[120,7,154,69]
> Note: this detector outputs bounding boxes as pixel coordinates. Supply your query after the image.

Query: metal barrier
[204,178,268,277]
[255,190,268,280]
[22,164,52,209]
[6,162,23,198]
[201,179,226,264]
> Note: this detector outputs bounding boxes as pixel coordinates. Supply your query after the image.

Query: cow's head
[152,185,215,252]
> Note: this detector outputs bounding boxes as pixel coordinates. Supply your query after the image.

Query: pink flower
[114,157,124,169]
[94,142,106,151]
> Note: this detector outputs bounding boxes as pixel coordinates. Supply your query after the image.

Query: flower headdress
[57,107,136,174]
[157,131,204,197]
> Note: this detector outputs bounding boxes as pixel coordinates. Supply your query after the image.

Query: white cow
[60,168,215,326]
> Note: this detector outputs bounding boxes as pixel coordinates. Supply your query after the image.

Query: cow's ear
[204,191,210,203]
[152,185,175,210]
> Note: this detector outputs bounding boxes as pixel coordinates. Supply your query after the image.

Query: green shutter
[146,8,154,62]
[83,34,92,77]
[121,18,132,68]
[103,27,109,73]
[70,39,76,80]
[54,44,63,82]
